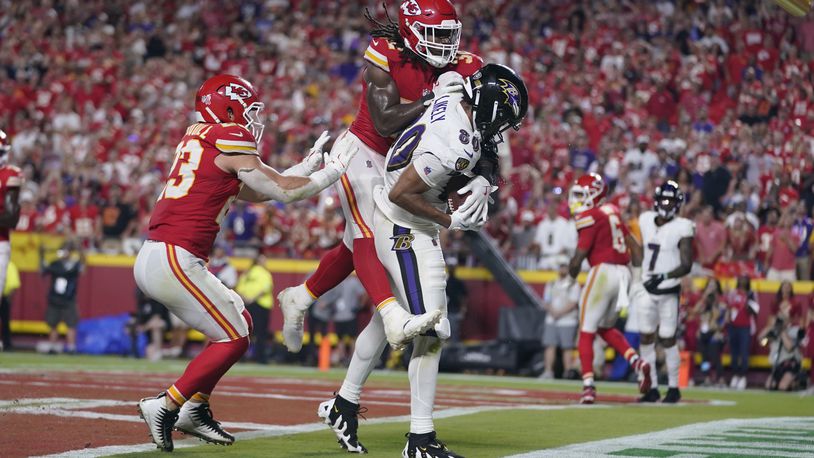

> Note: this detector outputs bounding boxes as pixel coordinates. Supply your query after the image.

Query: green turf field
[1,353,812,457]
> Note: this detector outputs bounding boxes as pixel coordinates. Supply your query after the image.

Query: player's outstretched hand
[456,176,496,226]
[422,71,465,106]
[304,130,330,173]
[324,135,358,175]
[448,206,484,232]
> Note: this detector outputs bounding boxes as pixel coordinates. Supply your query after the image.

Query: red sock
[578,331,595,383]
[352,238,395,306]
[167,336,249,405]
[598,328,638,363]
[305,244,355,297]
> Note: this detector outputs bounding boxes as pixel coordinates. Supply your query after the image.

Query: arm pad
[237,167,339,204]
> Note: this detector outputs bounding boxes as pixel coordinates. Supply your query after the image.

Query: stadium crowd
[1,0,814,282]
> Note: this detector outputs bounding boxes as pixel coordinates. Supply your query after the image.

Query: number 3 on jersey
[160,139,203,200]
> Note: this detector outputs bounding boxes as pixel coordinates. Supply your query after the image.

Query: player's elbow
[388,188,406,207]
[372,119,397,137]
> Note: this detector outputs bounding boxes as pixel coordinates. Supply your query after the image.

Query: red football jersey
[70,204,99,238]
[148,123,257,260]
[0,165,23,241]
[575,203,631,266]
[349,38,484,155]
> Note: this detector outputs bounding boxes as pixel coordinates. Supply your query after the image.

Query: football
[445,174,472,213]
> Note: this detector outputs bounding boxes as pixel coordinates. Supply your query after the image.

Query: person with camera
[726,275,760,390]
[691,278,727,386]
[759,281,805,391]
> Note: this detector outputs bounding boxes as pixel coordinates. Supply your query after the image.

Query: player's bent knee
[640,333,656,344]
[659,336,677,347]
[411,335,442,358]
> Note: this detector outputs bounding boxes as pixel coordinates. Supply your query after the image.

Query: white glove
[455,176,496,226]
[422,71,465,106]
[448,206,484,231]
[323,135,357,175]
[304,130,330,173]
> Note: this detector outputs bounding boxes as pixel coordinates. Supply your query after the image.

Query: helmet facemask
[656,197,679,219]
[406,19,461,68]
[242,102,265,143]
[568,187,591,215]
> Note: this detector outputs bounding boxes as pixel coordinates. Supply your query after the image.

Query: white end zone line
[506,416,814,458]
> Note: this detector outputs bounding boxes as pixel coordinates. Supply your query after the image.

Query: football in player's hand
[445,175,472,214]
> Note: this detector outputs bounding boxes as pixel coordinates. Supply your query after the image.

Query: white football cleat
[138,393,178,452]
[278,285,314,352]
[380,302,442,350]
[175,401,234,446]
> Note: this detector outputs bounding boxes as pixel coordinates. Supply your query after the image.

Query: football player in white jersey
[632,180,695,403]
[331,64,525,458]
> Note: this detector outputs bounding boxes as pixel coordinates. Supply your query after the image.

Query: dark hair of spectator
[706,277,723,296]
[364,3,424,66]
[775,280,794,303]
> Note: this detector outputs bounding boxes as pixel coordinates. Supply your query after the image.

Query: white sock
[338,313,387,404]
[640,342,658,390]
[409,336,441,434]
[293,284,315,310]
[664,344,680,389]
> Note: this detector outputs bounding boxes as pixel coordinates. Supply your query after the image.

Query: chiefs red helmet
[399,0,461,68]
[0,129,10,164]
[195,74,265,141]
[568,173,608,215]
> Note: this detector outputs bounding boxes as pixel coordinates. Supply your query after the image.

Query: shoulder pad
[364,38,400,73]
[450,51,484,77]
[212,124,258,155]
[575,214,596,230]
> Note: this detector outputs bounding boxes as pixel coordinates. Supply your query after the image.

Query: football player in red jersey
[134,74,363,452]
[274,1,492,454]
[0,130,22,351]
[566,173,652,404]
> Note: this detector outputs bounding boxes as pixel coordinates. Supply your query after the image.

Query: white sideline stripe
[506,417,814,458]
[32,404,593,457]
[670,438,814,451]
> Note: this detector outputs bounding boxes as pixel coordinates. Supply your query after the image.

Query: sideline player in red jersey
[0,130,21,351]
[566,173,652,404]
[134,74,361,452]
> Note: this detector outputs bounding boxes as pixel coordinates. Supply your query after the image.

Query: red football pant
[578,328,638,382]
[305,243,355,297]
[351,238,395,306]
[167,336,249,405]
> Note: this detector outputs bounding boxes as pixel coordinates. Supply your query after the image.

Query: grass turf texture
[1,353,812,457]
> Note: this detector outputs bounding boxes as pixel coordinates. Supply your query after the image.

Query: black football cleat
[175,401,235,445]
[138,393,179,452]
[318,395,368,453]
[402,431,463,458]
[662,387,682,403]
[638,388,661,403]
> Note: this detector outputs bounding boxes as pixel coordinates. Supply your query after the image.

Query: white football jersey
[374,93,480,231]
[639,210,695,290]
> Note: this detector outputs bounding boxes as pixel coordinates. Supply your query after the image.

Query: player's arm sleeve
[574,215,597,251]
[364,42,390,73]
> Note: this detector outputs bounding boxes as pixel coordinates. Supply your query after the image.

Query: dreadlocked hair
[364,2,425,66]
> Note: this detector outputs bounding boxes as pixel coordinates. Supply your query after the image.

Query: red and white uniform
[135,122,254,342]
[335,38,482,245]
[575,203,632,333]
[0,165,21,294]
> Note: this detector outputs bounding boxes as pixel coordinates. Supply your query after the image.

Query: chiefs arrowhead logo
[401,0,421,16]
[222,83,252,102]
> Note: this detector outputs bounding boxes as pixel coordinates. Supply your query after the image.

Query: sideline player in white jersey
[366,63,527,457]
[632,180,695,403]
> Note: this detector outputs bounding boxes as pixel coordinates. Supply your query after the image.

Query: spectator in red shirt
[766,211,801,281]
[15,192,39,233]
[695,206,727,270]
[726,276,759,390]
[70,191,101,250]
[756,207,780,274]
